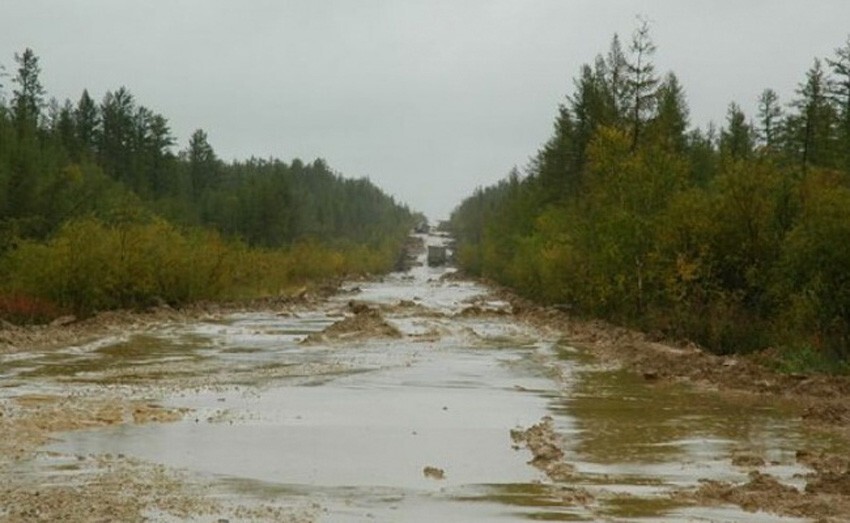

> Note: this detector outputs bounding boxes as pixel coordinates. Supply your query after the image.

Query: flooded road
[1,233,844,521]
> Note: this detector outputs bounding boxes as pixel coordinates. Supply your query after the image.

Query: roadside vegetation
[450,25,850,372]
[0,49,415,320]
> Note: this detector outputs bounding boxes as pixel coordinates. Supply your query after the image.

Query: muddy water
[1,233,841,521]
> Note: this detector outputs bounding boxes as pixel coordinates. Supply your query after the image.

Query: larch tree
[604,33,631,123]
[626,19,659,151]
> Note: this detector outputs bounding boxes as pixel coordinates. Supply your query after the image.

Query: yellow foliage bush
[0,217,407,316]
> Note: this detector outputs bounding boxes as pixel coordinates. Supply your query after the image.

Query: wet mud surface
[2,233,850,521]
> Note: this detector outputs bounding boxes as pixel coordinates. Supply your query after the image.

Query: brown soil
[506,293,850,406]
[0,397,292,521]
[675,470,850,521]
[0,456,314,522]
[485,286,850,521]
[0,380,316,522]
[0,394,187,462]
[4,264,850,521]
[730,453,766,469]
[0,289,341,522]
[510,416,578,483]
[423,466,446,480]
[303,302,401,343]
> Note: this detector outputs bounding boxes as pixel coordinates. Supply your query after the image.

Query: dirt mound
[423,466,445,480]
[731,453,766,468]
[303,304,401,344]
[675,470,850,520]
[511,416,576,482]
[796,450,850,475]
[806,472,850,496]
[686,472,805,515]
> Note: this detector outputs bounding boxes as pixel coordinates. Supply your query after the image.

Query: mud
[510,416,576,482]
[422,466,446,480]
[520,300,850,406]
[675,470,850,522]
[302,302,401,343]
[492,288,850,521]
[0,279,343,358]
[3,233,850,521]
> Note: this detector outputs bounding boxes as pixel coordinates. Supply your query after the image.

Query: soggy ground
[2,233,850,522]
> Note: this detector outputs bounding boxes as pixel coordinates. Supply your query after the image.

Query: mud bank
[0,279,345,357]
[488,285,850,420]
[479,287,850,521]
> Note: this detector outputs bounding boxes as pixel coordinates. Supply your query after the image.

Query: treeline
[451,26,850,370]
[0,49,414,319]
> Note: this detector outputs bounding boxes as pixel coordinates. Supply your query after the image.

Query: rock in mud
[423,466,446,480]
[731,453,766,468]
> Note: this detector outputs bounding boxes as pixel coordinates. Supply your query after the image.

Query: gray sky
[2,1,849,219]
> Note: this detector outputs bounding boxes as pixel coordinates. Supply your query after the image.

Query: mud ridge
[302,302,401,344]
[510,416,579,483]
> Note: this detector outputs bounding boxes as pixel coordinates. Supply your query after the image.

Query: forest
[0,49,415,319]
[451,26,850,371]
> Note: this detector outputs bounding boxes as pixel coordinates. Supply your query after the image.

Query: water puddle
[3,233,842,521]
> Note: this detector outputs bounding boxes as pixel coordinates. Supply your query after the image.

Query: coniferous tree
[827,36,850,172]
[756,88,782,150]
[11,48,45,132]
[75,89,100,156]
[626,20,659,151]
[99,87,136,183]
[604,33,631,123]
[720,103,754,159]
[534,105,578,201]
[648,72,689,152]
[187,128,218,199]
[788,59,836,171]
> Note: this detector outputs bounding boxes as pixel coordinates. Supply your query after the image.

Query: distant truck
[427,245,447,266]
[414,221,430,234]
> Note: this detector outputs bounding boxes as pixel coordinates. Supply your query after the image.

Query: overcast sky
[2,1,849,219]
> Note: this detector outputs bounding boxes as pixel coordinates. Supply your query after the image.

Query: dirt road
[1,233,849,522]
